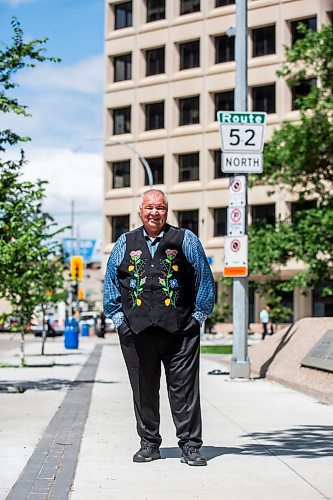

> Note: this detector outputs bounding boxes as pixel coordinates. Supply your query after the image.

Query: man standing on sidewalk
[259,305,273,340]
[103,189,215,466]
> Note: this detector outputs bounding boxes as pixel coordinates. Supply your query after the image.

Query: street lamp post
[107,139,154,188]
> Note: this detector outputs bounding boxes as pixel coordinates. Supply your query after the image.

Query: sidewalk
[1,334,333,500]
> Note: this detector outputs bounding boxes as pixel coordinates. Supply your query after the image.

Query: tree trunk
[20,330,25,367]
[41,309,46,355]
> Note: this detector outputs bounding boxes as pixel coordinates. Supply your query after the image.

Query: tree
[0,18,65,364]
[249,24,333,310]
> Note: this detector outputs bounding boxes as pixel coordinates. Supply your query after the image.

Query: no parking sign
[223,235,248,277]
[229,175,246,206]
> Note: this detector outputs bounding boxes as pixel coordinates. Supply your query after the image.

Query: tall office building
[104,0,333,322]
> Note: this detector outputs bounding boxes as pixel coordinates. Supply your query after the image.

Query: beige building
[103,0,333,322]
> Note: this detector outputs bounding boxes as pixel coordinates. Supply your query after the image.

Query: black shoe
[181,446,207,466]
[133,444,161,463]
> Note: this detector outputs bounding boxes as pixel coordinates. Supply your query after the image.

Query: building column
[294,287,312,321]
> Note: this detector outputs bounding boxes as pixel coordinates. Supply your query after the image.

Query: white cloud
[23,146,104,241]
[17,54,104,95]
[0,0,37,5]
[6,54,103,150]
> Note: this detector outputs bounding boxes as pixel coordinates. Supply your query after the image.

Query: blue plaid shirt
[103,228,215,328]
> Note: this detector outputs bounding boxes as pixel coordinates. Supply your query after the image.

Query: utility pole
[230,0,250,378]
[68,199,75,319]
[75,226,81,317]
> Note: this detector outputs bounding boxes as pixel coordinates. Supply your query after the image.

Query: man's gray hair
[139,189,168,208]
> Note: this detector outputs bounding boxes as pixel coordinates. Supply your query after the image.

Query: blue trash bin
[81,323,89,337]
[64,319,79,349]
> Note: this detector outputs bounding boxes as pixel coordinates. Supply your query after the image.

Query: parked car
[79,311,116,334]
[79,311,100,328]
[31,318,63,337]
[105,317,116,332]
[0,317,20,332]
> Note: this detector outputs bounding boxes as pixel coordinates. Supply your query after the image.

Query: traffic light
[78,288,84,300]
[70,256,84,281]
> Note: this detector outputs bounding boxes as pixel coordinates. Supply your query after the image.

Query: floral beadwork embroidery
[128,250,146,307]
[159,249,179,307]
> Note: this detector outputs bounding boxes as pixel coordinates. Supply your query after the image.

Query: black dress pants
[118,321,202,450]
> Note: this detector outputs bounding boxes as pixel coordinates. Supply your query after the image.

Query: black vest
[117,224,196,334]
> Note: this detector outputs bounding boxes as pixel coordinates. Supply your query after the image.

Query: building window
[252,84,276,114]
[146,46,165,76]
[177,210,199,236]
[144,156,164,185]
[113,106,131,135]
[252,25,275,57]
[291,17,317,45]
[251,204,275,227]
[179,96,200,125]
[215,90,234,117]
[145,101,164,130]
[249,282,255,324]
[215,35,235,63]
[291,200,316,224]
[114,53,131,82]
[291,78,317,110]
[216,0,235,6]
[111,215,129,242]
[115,2,132,30]
[277,288,294,322]
[179,40,200,70]
[313,282,333,317]
[178,152,199,182]
[111,160,130,189]
[147,0,165,22]
[213,150,228,179]
[180,0,200,15]
[213,207,227,236]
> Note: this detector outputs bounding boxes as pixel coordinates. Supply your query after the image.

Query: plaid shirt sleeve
[182,230,215,324]
[103,233,126,327]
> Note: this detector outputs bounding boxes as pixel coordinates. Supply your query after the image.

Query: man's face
[139,191,168,236]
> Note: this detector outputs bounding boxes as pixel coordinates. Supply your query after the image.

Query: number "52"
[229,128,256,146]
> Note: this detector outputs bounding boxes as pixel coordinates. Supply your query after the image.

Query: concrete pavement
[1,333,333,499]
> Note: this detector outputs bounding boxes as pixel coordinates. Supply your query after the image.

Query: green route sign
[217,111,266,125]
[218,111,267,173]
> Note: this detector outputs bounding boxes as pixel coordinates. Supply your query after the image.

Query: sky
[0,0,105,252]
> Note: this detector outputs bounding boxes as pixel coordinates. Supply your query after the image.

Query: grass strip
[200,345,233,355]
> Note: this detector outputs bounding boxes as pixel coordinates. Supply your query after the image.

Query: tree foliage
[249,24,333,308]
[0,18,65,364]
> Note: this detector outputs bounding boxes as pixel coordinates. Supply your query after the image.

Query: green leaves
[0,17,66,338]
[249,24,333,303]
[0,17,60,149]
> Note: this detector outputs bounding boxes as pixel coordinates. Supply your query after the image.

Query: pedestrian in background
[103,189,215,466]
[259,305,273,340]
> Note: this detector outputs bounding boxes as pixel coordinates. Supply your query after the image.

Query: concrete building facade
[103,0,333,322]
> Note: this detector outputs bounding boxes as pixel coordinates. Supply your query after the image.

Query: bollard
[81,323,89,337]
[64,318,79,349]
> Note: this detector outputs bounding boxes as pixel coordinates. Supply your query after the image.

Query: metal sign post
[230,0,249,378]
[217,1,266,378]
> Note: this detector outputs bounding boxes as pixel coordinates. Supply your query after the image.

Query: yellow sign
[70,256,84,281]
